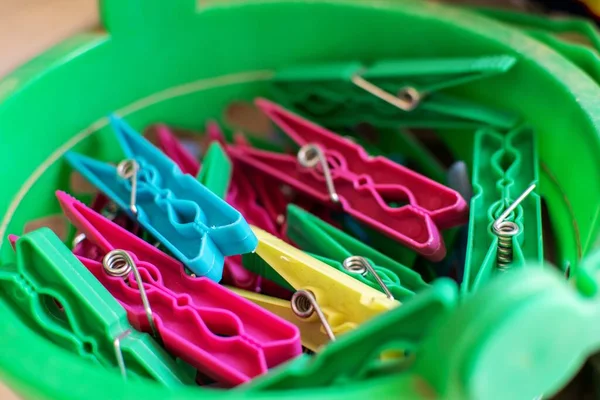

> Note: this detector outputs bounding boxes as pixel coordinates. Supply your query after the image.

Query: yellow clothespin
[238,226,400,351]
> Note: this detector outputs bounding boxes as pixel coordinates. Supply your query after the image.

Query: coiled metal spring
[102,249,160,339]
[291,289,336,342]
[342,256,394,300]
[492,221,520,271]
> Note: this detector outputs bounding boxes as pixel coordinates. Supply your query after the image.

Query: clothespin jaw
[270,56,520,130]
[1,228,191,386]
[242,279,458,391]
[463,126,542,293]
[64,115,258,281]
[243,226,399,349]
[229,99,470,260]
[286,204,429,298]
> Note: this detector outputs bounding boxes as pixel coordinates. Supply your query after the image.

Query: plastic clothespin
[245,265,599,399]
[269,55,520,130]
[155,123,233,199]
[239,226,399,351]
[463,126,543,293]
[286,204,429,301]
[155,124,201,176]
[56,191,302,386]
[241,278,458,391]
[64,115,257,281]
[2,228,191,386]
[228,99,470,261]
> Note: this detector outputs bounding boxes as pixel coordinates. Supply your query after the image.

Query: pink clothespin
[56,191,302,385]
[227,99,470,261]
[72,193,139,261]
[155,124,201,176]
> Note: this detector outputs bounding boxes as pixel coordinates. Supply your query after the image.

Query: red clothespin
[227,99,469,261]
[56,191,302,385]
[154,124,201,176]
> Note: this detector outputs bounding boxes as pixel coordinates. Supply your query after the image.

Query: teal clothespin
[0,228,192,385]
[463,126,543,293]
[286,205,429,301]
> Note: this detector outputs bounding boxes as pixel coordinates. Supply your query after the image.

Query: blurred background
[1,0,599,77]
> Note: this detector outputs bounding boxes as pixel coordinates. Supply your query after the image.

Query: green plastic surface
[462,126,543,293]
[1,0,600,398]
[196,141,232,199]
[286,204,428,301]
[271,55,519,130]
[0,228,191,386]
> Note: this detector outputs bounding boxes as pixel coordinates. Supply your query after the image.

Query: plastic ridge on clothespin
[64,115,257,281]
[286,204,429,301]
[1,228,192,386]
[228,99,469,261]
[55,191,302,386]
[241,278,458,391]
[270,55,520,130]
[462,126,543,293]
[240,225,399,351]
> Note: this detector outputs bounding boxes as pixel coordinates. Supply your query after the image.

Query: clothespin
[2,228,192,386]
[239,226,399,351]
[241,278,457,391]
[228,99,469,261]
[64,115,257,281]
[155,124,201,176]
[270,55,520,130]
[245,265,595,399]
[155,123,233,200]
[56,191,302,386]
[286,204,429,301]
[463,126,543,293]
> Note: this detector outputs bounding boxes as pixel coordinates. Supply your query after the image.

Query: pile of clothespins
[0,55,545,391]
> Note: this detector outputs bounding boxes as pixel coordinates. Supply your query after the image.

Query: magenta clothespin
[72,193,139,261]
[228,99,470,261]
[155,124,201,176]
[56,191,302,385]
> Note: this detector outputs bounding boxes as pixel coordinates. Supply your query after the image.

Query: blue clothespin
[64,115,257,281]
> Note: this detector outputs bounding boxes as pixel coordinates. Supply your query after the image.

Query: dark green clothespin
[286,204,429,301]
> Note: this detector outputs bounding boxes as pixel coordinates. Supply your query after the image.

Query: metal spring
[117,159,139,217]
[102,249,160,340]
[297,144,340,203]
[492,220,519,271]
[291,289,336,342]
[113,329,132,379]
[342,256,394,300]
[492,183,536,271]
[351,73,422,112]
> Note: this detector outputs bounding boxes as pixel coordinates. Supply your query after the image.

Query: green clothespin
[463,126,543,293]
[241,278,457,392]
[270,55,520,131]
[196,141,232,200]
[0,228,192,386]
[245,263,600,399]
[286,205,429,301]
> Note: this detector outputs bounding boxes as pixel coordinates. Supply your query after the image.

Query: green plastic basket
[2,1,600,398]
